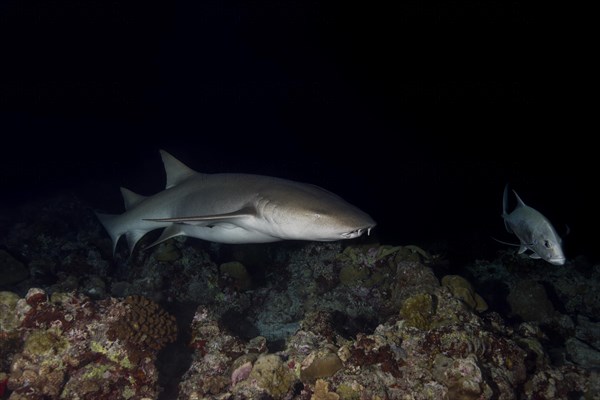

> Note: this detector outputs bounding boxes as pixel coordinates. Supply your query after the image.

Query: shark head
[527,231,566,265]
[252,182,376,242]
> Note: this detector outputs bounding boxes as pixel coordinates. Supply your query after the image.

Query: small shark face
[267,211,375,241]
[502,185,566,266]
[251,184,376,241]
[273,205,375,241]
[527,232,566,266]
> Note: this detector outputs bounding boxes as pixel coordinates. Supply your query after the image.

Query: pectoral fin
[518,245,528,254]
[143,207,256,225]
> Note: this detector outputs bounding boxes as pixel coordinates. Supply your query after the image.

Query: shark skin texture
[501,185,566,265]
[97,150,376,255]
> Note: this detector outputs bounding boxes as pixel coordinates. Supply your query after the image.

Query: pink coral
[231,361,253,385]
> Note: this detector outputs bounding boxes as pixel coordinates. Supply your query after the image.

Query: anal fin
[126,230,148,256]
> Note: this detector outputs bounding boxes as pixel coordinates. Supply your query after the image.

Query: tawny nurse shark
[97,150,376,255]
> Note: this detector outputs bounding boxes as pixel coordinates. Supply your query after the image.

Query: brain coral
[107,295,177,350]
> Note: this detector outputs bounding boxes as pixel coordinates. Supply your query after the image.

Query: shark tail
[502,184,510,232]
[96,212,147,256]
[96,212,124,255]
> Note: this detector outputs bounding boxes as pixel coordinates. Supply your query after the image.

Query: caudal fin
[502,184,510,232]
[96,212,123,255]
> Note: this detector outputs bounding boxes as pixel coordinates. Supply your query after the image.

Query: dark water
[0,1,595,263]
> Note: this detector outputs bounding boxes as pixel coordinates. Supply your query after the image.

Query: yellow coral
[300,348,344,383]
[250,354,295,397]
[312,379,340,400]
[441,275,488,312]
[400,293,435,330]
[24,329,68,356]
[90,340,133,369]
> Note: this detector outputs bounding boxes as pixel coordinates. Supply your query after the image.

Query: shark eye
[544,240,551,248]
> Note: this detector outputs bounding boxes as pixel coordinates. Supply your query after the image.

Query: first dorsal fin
[512,189,527,208]
[120,187,147,210]
[160,149,198,189]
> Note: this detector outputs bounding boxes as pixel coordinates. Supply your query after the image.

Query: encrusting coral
[311,379,340,400]
[399,292,435,330]
[441,275,488,313]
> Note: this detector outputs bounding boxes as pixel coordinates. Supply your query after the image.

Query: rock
[0,250,29,286]
[565,337,600,369]
[507,280,555,322]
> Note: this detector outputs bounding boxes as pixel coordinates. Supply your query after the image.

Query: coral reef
[1,288,168,399]
[0,193,599,399]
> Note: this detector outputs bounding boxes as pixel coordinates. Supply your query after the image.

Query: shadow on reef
[156,301,196,400]
[330,310,380,340]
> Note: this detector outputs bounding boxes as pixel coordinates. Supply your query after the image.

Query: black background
[0,1,595,263]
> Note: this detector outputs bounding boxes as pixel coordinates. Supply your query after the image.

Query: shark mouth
[548,256,566,266]
[341,227,373,239]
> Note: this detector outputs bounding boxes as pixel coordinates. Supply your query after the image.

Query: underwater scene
[1,165,599,399]
[1,0,596,399]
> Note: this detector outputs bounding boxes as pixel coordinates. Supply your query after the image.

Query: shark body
[97,150,376,255]
[501,185,566,265]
